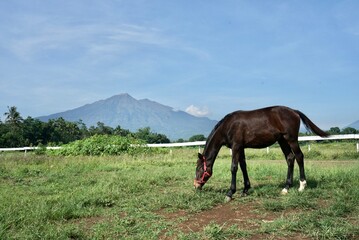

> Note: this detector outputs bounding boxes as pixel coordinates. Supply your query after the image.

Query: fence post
[357,142,359,153]
[308,144,311,152]
[266,147,269,154]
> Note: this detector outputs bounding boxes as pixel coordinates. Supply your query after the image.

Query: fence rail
[0,147,62,152]
[146,134,359,148]
[1,134,358,152]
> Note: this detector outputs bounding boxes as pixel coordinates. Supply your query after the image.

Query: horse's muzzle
[193,179,203,189]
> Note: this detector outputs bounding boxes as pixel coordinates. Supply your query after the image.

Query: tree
[0,121,7,147]
[153,133,170,144]
[76,120,90,139]
[189,134,206,142]
[2,106,24,147]
[22,117,45,146]
[341,127,357,134]
[328,127,341,135]
[88,122,114,136]
[0,106,175,147]
[4,106,23,126]
[134,127,170,143]
[114,125,131,137]
[43,118,82,144]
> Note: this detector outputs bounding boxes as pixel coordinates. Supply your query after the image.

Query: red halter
[197,156,211,184]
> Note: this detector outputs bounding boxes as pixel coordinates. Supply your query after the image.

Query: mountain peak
[38,94,217,140]
[109,93,136,101]
[115,93,133,98]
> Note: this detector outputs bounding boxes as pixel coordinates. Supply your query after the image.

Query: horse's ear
[198,153,204,160]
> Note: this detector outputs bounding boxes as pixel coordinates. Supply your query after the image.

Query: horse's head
[194,153,212,189]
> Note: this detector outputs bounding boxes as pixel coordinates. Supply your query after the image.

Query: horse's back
[226,106,299,125]
[221,106,300,148]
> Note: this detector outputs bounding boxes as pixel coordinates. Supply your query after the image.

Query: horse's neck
[203,131,224,166]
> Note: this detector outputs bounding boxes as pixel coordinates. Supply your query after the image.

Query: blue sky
[0,0,358,129]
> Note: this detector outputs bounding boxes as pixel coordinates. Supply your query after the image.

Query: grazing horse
[194,106,328,200]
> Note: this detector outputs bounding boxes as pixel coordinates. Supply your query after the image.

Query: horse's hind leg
[279,139,295,194]
[288,140,307,192]
[237,147,251,196]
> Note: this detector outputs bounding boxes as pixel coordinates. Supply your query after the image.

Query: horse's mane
[204,113,229,150]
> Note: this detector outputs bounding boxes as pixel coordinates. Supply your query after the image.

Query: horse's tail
[295,110,329,137]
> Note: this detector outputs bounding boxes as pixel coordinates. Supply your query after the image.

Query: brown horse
[194,106,328,200]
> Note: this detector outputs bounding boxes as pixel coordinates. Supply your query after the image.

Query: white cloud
[185,105,210,117]
[6,21,170,61]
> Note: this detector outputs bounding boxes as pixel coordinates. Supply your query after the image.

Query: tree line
[0,106,170,147]
[1,106,357,148]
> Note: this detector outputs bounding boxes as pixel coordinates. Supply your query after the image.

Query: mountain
[37,93,218,140]
[347,120,359,130]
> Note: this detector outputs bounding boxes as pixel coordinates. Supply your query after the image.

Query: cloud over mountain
[185,105,210,117]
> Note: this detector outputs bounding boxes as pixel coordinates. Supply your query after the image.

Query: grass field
[0,142,358,239]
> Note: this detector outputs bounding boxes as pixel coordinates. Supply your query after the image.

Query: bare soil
[159,199,312,239]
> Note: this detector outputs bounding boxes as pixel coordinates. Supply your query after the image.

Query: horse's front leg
[226,147,250,201]
[226,156,238,201]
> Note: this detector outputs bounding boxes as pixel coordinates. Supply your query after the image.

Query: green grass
[0,143,358,239]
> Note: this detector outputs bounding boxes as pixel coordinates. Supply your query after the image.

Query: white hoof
[281,188,288,195]
[298,180,307,192]
[224,196,232,202]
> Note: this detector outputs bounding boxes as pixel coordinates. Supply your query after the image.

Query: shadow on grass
[194,178,321,200]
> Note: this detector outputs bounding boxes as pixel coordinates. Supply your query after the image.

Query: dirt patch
[159,200,276,235]
[71,212,127,232]
[159,199,313,239]
[177,201,279,233]
[158,209,188,220]
[74,216,107,231]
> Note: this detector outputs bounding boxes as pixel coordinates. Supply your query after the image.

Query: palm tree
[4,106,23,126]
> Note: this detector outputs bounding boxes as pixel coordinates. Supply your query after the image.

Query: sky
[0,0,358,129]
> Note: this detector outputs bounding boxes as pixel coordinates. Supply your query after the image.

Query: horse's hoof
[298,180,307,192]
[281,188,288,195]
[224,196,232,202]
[240,192,248,197]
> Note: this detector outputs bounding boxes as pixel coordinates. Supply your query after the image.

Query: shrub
[49,135,152,156]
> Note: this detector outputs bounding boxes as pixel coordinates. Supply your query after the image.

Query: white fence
[1,134,358,153]
[147,134,359,152]
[0,146,61,152]
[149,134,359,147]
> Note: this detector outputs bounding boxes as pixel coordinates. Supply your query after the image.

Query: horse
[194,106,328,201]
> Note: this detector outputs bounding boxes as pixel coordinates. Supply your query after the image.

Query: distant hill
[347,120,359,130]
[37,93,217,140]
